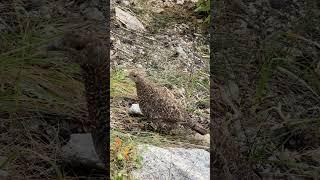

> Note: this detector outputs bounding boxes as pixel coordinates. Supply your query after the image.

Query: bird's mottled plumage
[61,31,110,169]
[129,70,207,135]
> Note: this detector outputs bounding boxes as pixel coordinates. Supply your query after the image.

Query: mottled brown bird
[57,31,110,169]
[128,70,207,135]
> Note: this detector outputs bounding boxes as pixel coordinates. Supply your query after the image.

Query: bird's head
[128,70,145,83]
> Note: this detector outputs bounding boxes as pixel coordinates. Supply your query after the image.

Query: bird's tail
[182,119,208,135]
[188,123,208,135]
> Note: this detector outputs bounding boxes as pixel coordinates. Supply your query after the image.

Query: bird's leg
[137,117,158,131]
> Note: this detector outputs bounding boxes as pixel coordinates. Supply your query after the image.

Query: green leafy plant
[111,135,143,180]
[195,0,210,24]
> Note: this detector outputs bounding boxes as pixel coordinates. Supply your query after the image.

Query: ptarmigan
[128,70,207,135]
[56,31,110,168]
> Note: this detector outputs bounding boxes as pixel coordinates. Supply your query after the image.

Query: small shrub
[111,135,143,180]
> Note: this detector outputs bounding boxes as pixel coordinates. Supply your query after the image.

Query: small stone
[128,104,143,115]
[115,7,146,32]
[153,8,165,13]
[176,0,185,5]
[176,46,187,58]
[178,87,186,95]
[197,19,203,23]
[123,0,130,6]
[61,133,104,169]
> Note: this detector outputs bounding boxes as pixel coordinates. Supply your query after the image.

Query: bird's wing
[156,86,184,106]
[155,94,186,121]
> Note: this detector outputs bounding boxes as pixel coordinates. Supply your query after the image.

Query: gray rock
[83,7,105,21]
[131,144,210,180]
[136,64,143,69]
[115,7,146,32]
[122,0,131,6]
[176,0,185,5]
[128,103,143,115]
[61,133,104,169]
[176,46,188,59]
